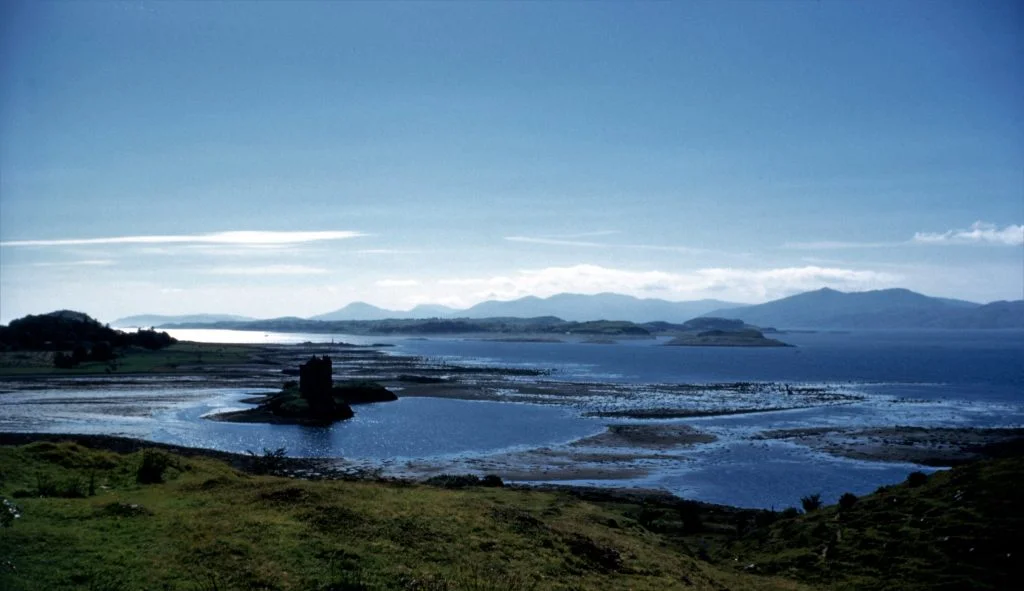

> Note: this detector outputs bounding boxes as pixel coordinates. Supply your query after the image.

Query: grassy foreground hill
[0,440,805,591]
[1,438,1020,590]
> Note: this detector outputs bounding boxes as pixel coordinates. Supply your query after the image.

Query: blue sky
[1,1,1021,322]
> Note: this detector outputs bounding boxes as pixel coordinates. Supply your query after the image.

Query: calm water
[4,328,1022,508]
[392,330,1024,396]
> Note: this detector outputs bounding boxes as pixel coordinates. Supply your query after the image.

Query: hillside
[720,456,1023,590]
[311,302,459,321]
[2,437,1021,590]
[0,311,176,354]
[311,293,744,323]
[112,313,256,327]
[705,288,1018,329]
[0,439,806,591]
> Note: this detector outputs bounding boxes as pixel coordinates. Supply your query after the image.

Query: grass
[0,441,808,591]
[717,457,1023,590]
[0,342,257,376]
[3,439,1018,590]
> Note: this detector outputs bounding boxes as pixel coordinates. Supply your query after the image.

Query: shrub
[424,474,482,489]
[90,341,115,361]
[53,352,77,369]
[781,507,800,519]
[907,471,928,488]
[246,447,288,474]
[33,474,87,498]
[838,492,858,510]
[137,450,172,484]
[800,493,823,513]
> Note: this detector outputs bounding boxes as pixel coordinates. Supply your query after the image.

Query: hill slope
[0,439,806,591]
[313,293,745,323]
[112,313,256,327]
[722,456,1023,590]
[705,288,1013,329]
[463,293,745,322]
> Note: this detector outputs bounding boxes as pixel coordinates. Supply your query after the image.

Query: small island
[664,317,791,347]
[213,355,397,425]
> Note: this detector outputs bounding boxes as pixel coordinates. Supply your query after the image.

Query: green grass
[0,342,257,376]
[717,457,1023,590]
[0,441,809,591]
[5,440,1016,590]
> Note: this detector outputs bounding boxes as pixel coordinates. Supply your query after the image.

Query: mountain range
[310,293,742,323]
[112,289,1024,330]
[706,288,1024,329]
[112,314,257,328]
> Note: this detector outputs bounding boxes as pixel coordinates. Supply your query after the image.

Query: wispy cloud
[913,222,1023,246]
[202,265,330,276]
[505,236,610,248]
[28,259,115,267]
[784,221,1023,249]
[375,279,420,287]
[434,263,899,305]
[354,249,421,255]
[0,230,365,248]
[505,235,707,254]
[782,240,901,250]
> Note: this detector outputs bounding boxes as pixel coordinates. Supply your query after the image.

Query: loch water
[1,329,1021,508]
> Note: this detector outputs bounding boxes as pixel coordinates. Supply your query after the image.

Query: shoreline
[3,339,1023,502]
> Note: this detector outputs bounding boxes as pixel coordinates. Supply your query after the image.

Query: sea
[1,328,1021,509]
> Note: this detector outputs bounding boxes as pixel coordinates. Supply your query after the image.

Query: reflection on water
[158,328,393,346]
[0,387,604,460]
[2,329,1022,508]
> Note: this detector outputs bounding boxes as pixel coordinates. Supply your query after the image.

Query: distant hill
[310,302,459,322]
[0,310,176,356]
[462,293,744,322]
[112,314,256,328]
[704,288,1021,329]
[312,293,744,323]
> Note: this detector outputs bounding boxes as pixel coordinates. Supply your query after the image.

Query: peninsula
[663,317,791,347]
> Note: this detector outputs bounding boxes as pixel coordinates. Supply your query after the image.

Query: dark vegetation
[0,311,175,369]
[718,460,1024,590]
[0,435,1021,590]
[799,493,823,513]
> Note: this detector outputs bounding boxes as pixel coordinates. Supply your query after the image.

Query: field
[2,438,1020,590]
[0,343,258,376]
[0,440,809,591]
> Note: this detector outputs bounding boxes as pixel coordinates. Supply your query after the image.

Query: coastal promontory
[664,317,791,347]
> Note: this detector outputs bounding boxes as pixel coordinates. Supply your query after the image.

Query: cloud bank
[434,264,900,305]
[913,222,1023,246]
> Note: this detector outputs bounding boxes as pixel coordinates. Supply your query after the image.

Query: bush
[246,447,288,474]
[53,352,77,369]
[838,492,858,510]
[800,493,823,513]
[33,474,87,498]
[424,474,483,489]
[137,450,172,484]
[907,471,928,488]
[90,341,116,361]
[780,507,800,519]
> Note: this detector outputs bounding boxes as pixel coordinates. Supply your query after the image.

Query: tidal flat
[3,336,1022,510]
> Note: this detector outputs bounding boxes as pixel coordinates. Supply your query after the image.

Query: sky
[1,1,1022,323]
